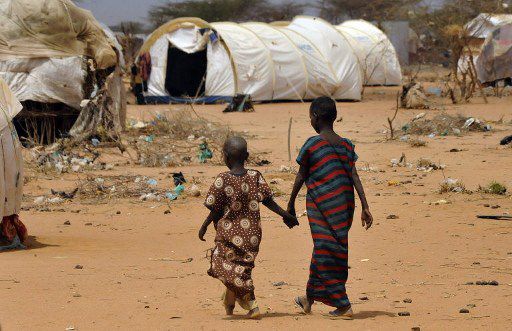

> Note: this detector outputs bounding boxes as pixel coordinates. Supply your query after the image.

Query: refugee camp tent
[138,16,363,103]
[476,22,512,83]
[466,14,512,40]
[0,0,126,143]
[336,20,402,86]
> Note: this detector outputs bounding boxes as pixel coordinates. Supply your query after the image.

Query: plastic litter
[172,172,186,186]
[91,138,100,147]
[147,178,158,186]
[198,142,213,163]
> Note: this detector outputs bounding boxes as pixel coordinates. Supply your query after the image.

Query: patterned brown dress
[205,170,272,302]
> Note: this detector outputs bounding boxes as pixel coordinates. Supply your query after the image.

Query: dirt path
[1,89,511,330]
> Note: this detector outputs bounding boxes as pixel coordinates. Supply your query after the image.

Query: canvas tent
[336,20,402,86]
[466,14,512,40]
[0,0,126,143]
[138,16,364,103]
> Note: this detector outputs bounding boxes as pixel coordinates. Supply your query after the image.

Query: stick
[287,117,293,162]
[477,215,512,220]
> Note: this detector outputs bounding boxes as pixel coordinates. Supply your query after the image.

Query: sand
[1,87,511,330]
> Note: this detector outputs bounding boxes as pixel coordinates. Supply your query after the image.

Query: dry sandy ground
[1,88,511,330]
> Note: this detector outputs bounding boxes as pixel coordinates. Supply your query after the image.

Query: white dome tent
[336,20,402,86]
[139,16,365,103]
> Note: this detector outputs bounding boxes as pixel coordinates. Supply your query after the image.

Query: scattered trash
[255,159,271,166]
[409,138,427,147]
[477,215,512,220]
[188,184,201,197]
[223,94,255,113]
[140,193,161,202]
[500,135,512,146]
[403,113,491,137]
[279,165,292,172]
[147,178,158,186]
[91,138,100,147]
[439,178,466,193]
[172,172,186,186]
[426,87,442,97]
[429,199,450,205]
[199,142,213,163]
[417,158,445,172]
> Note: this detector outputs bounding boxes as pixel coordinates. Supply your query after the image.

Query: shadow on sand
[352,310,396,319]
[0,236,58,253]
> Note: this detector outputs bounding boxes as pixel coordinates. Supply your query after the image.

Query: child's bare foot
[294,296,313,314]
[246,307,261,319]
[328,306,353,319]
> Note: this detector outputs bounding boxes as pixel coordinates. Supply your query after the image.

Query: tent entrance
[165,44,207,98]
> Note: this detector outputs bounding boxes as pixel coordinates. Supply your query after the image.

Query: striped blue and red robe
[297,135,358,308]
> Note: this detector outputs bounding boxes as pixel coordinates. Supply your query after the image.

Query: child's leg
[222,288,236,315]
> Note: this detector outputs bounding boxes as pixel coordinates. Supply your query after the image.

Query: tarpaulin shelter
[0,0,126,143]
[138,16,364,103]
[336,20,402,86]
[476,22,512,83]
[0,77,23,219]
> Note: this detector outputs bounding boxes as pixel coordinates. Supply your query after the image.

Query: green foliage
[149,0,304,28]
[478,181,507,195]
[318,0,421,23]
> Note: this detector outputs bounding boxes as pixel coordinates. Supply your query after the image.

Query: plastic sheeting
[0,0,117,70]
[0,78,23,217]
[337,20,402,86]
[0,57,86,109]
[141,16,370,102]
[466,14,512,39]
[476,23,512,83]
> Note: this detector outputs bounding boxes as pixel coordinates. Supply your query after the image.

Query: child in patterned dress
[199,136,298,319]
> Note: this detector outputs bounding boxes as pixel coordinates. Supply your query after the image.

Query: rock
[116,211,121,215]
[73,292,81,298]
[459,308,470,314]
[403,298,413,303]
[491,205,500,209]
[467,304,476,308]
[272,281,287,287]
[489,280,499,286]
[63,220,71,225]
[85,223,92,226]
[34,196,46,205]
[387,215,399,220]
[74,265,83,269]
[398,311,410,316]
[164,210,171,215]
[411,327,421,331]
[359,296,369,301]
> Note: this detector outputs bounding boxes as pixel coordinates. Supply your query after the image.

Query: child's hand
[283,212,299,229]
[198,225,208,241]
[287,204,296,218]
[361,209,373,230]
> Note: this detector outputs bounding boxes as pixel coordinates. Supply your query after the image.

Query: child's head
[223,136,249,169]
[309,96,337,133]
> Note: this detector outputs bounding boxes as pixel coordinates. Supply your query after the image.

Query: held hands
[361,209,373,230]
[282,212,299,229]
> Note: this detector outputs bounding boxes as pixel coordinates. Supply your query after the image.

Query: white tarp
[0,57,86,109]
[337,20,402,86]
[466,14,512,39]
[141,16,365,102]
[0,78,23,217]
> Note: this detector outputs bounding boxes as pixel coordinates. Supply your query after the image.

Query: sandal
[294,296,312,314]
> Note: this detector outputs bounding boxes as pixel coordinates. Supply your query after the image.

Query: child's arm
[262,198,299,229]
[198,210,223,241]
[351,167,374,230]
[287,164,308,217]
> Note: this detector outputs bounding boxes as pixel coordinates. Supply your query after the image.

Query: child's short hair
[311,96,337,122]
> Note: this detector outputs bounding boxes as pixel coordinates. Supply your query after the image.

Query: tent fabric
[141,16,406,102]
[0,78,23,217]
[476,22,512,83]
[466,14,512,39]
[336,20,402,86]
